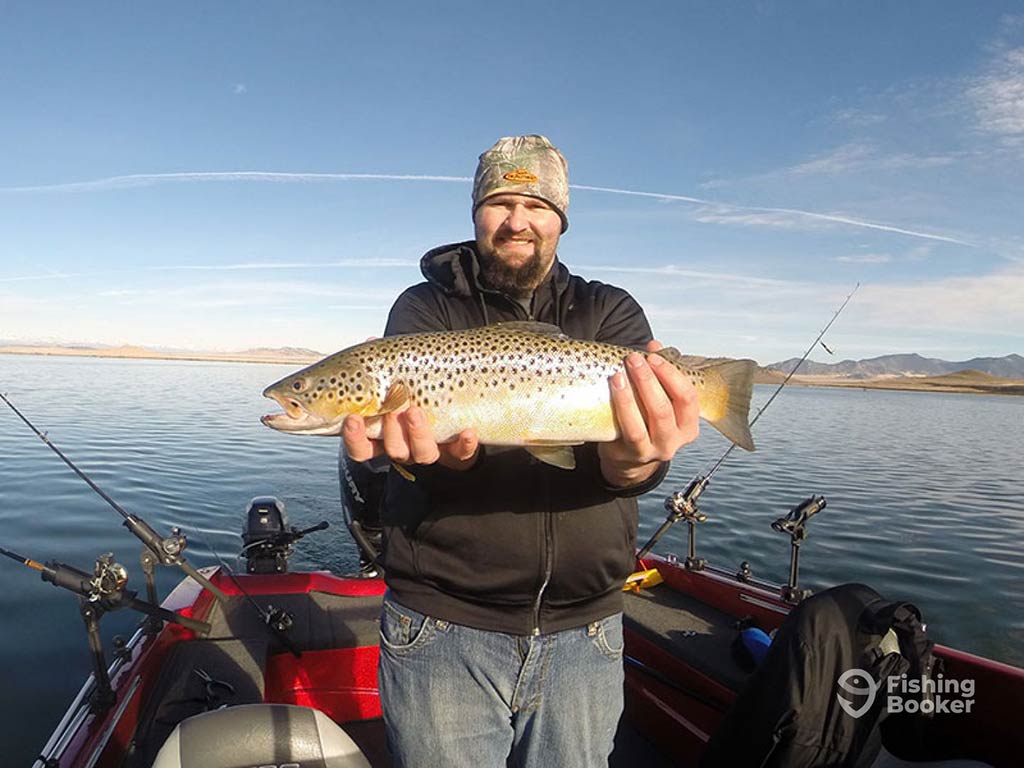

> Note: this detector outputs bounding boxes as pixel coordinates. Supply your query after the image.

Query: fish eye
[291,377,310,393]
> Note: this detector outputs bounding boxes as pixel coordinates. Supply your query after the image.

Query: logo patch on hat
[503,168,539,184]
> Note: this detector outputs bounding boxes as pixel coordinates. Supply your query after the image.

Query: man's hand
[343,406,481,472]
[598,340,700,488]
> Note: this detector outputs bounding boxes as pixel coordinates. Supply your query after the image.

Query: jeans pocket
[380,598,433,655]
[591,613,624,661]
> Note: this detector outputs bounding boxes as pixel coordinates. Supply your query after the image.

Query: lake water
[1,354,1022,764]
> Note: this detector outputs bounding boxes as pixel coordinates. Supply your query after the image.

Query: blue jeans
[378,594,625,768]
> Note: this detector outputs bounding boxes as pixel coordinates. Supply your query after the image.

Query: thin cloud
[575,263,795,288]
[1,259,418,284]
[834,253,892,264]
[232,83,247,95]
[0,171,473,194]
[789,143,876,175]
[146,258,417,272]
[0,270,80,283]
[968,46,1024,141]
[855,268,1024,334]
[826,108,888,127]
[710,142,960,185]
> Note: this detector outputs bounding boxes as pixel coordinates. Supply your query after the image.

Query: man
[343,135,699,767]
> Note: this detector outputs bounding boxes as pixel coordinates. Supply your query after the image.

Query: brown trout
[262,322,756,469]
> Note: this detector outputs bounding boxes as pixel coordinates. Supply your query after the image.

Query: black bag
[699,583,937,768]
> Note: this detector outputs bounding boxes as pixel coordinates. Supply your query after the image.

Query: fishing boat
[26,469,1024,768]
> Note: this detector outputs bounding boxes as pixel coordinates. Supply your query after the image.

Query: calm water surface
[1,354,1022,763]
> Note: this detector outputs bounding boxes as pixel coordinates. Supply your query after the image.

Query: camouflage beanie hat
[472,135,570,233]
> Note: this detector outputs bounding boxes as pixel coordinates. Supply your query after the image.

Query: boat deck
[623,581,752,692]
[123,589,683,767]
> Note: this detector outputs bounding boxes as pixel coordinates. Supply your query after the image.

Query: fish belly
[430,379,617,445]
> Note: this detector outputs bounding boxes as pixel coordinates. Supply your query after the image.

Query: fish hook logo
[836,668,879,719]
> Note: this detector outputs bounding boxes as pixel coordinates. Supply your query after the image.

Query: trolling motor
[240,496,329,574]
[772,495,827,603]
[0,545,210,714]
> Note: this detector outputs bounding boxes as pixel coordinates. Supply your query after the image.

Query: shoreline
[4,347,1022,396]
[0,346,321,366]
[754,371,1024,397]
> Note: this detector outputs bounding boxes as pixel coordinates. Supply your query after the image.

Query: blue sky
[1,2,1022,364]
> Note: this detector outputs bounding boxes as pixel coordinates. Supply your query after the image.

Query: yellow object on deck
[623,568,664,592]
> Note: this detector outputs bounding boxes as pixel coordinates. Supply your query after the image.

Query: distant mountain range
[766,353,1024,379]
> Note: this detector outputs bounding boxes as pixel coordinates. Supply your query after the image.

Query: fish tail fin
[654,348,757,451]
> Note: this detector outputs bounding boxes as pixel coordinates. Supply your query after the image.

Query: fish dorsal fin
[487,321,566,337]
[649,347,706,368]
[378,381,412,415]
[524,444,577,470]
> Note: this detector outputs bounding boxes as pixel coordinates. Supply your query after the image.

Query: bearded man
[343,135,699,768]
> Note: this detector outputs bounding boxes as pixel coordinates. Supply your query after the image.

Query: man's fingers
[609,369,651,448]
[343,414,377,462]
[626,353,676,432]
[403,407,441,464]
[380,412,412,463]
[438,429,481,469]
[649,354,700,441]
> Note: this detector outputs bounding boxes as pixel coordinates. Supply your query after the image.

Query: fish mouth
[261,392,344,436]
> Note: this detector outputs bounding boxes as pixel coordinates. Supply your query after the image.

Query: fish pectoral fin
[524,444,578,470]
[390,461,416,483]
[378,381,412,415]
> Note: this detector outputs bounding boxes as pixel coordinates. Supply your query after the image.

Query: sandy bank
[0,345,322,366]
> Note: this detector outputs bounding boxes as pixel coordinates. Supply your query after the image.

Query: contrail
[0,171,472,194]
[0,171,971,245]
[572,184,973,246]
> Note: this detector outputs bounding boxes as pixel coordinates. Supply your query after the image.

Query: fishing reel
[240,496,329,574]
[88,553,129,602]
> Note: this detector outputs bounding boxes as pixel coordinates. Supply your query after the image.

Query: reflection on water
[1,355,1022,761]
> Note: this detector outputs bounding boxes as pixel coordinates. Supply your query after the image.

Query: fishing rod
[0,543,210,634]
[636,282,860,561]
[1,541,211,711]
[200,530,305,658]
[0,391,227,601]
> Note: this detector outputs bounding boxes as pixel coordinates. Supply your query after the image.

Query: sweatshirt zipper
[532,505,554,635]
[498,296,553,635]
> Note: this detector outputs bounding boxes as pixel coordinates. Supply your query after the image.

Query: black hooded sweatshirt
[379,241,669,635]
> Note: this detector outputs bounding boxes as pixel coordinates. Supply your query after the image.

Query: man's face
[474,193,562,297]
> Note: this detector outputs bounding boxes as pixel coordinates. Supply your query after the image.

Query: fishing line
[701,282,859,481]
[636,283,859,560]
[197,529,303,658]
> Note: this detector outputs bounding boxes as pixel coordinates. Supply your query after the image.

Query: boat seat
[151,703,372,768]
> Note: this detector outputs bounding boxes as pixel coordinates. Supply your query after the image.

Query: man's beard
[477,246,553,298]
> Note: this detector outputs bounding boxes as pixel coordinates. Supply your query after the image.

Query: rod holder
[772,495,826,603]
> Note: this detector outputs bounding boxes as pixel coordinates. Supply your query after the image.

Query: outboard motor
[241,496,291,574]
[240,496,329,574]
